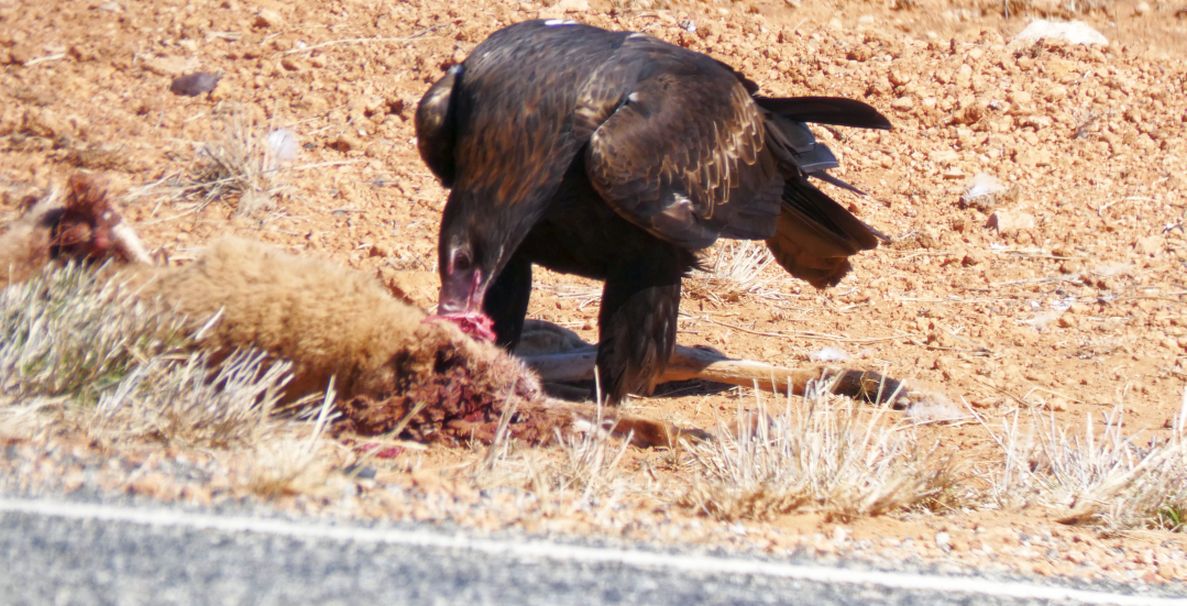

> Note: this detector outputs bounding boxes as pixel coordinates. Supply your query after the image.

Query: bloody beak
[434,265,496,342]
[437,266,486,315]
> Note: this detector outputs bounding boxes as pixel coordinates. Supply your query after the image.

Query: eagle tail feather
[765,179,886,288]
[756,96,892,130]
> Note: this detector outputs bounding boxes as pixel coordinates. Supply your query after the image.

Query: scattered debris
[810,346,851,363]
[935,531,952,552]
[960,172,1009,211]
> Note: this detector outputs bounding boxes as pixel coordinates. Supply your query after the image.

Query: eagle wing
[415,65,462,186]
[579,40,782,251]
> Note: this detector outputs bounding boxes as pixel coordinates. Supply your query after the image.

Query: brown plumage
[417,20,891,403]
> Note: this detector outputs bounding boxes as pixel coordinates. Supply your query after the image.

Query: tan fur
[0,181,708,448]
[0,195,57,289]
[132,238,699,446]
[134,238,437,398]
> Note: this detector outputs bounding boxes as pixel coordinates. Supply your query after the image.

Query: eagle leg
[483,253,533,350]
[596,248,685,404]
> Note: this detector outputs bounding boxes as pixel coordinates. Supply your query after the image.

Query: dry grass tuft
[687,241,788,304]
[981,390,1187,531]
[234,389,340,498]
[473,400,632,506]
[0,263,326,453]
[0,263,187,407]
[182,105,294,216]
[1003,0,1111,17]
[90,349,294,448]
[679,382,959,521]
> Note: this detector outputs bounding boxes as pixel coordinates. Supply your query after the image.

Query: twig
[291,159,366,172]
[986,276,1082,289]
[704,317,910,343]
[24,53,66,67]
[283,25,445,55]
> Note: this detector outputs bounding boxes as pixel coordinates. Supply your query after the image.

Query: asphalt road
[1,497,1183,606]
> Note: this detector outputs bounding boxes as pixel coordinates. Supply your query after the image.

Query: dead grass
[687,240,789,304]
[980,390,1187,531]
[0,263,187,407]
[180,105,294,216]
[679,380,959,521]
[990,0,1115,18]
[473,400,633,507]
[233,387,340,498]
[91,349,295,448]
[0,264,328,460]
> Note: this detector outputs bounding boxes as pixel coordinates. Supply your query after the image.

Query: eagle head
[433,190,523,343]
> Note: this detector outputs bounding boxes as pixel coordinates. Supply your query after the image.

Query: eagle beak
[435,265,497,342]
[437,265,486,315]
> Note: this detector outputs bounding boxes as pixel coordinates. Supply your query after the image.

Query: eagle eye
[450,248,473,273]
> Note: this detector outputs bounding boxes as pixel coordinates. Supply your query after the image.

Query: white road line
[0,497,1182,606]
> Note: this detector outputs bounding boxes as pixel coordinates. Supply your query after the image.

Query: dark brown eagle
[416,20,890,403]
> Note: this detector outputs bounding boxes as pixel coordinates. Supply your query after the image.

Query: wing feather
[581,45,782,250]
[415,65,462,186]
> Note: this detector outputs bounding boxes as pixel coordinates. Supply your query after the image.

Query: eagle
[416,20,891,403]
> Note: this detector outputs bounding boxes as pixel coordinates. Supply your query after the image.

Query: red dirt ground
[2,0,1186,586]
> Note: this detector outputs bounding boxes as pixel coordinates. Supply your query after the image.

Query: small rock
[888,69,912,87]
[891,96,914,110]
[265,128,299,169]
[328,133,362,152]
[254,8,283,28]
[144,55,201,76]
[1089,261,1132,279]
[1134,235,1161,255]
[1134,1,1151,16]
[1013,20,1108,46]
[987,209,1036,234]
[169,71,221,96]
[955,64,973,88]
[832,526,850,544]
[930,148,959,164]
[554,0,589,11]
[1016,147,1051,167]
